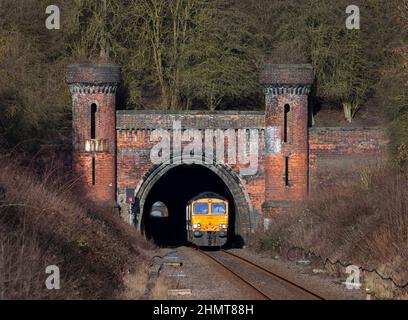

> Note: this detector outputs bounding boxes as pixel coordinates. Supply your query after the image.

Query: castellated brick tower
[66,64,121,205]
[260,64,314,215]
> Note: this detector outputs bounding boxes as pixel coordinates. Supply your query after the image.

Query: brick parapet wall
[309,127,388,191]
[116,110,265,129]
[309,127,387,157]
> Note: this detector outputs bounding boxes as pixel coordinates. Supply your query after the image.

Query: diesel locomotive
[186,192,229,247]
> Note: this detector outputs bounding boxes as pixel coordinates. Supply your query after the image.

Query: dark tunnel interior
[142,164,236,247]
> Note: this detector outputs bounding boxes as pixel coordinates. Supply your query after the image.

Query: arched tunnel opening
[141,164,237,247]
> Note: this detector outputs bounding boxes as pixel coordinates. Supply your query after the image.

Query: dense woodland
[0,0,407,166]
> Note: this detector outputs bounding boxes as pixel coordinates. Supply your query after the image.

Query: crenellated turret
[66,64,121,205]
[261,64,314,215]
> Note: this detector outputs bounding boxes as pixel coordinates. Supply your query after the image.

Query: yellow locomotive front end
[186,192,229,247]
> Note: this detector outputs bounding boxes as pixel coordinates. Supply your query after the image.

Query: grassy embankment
[254,164,408,298]
[0,155,153,299]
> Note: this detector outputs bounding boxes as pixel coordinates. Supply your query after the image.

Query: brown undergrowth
[253,164,408,298]
[0,154,154,299]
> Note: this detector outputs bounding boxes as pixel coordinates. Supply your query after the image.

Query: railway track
[196,247,324,300]
[195,247,270,300]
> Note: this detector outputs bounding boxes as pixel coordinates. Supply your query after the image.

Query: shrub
[255,164,408,285]
[0,156,153,299]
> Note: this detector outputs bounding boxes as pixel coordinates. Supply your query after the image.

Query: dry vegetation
[0,154,154,299]
[254,164,408,295]
[121,263,150,299]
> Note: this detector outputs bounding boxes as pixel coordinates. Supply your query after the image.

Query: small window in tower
[284,104,291,143]
[92,157,96,186]
[285,156,289,186]
[91,103,97,139]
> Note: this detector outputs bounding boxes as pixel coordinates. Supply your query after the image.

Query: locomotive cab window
[212,203,226,214]
[193,203,208,214]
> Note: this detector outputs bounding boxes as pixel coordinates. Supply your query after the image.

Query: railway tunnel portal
[65,63,387,246]
[138,161,248,246]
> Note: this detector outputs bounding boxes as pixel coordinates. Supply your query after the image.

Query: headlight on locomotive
[193,223,201,229]
[219,224,227,229]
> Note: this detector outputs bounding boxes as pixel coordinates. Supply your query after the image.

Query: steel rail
[194,247,271,300]
[220,249,325,300]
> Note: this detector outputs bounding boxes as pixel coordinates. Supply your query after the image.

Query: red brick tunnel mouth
[140,164,243,247]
